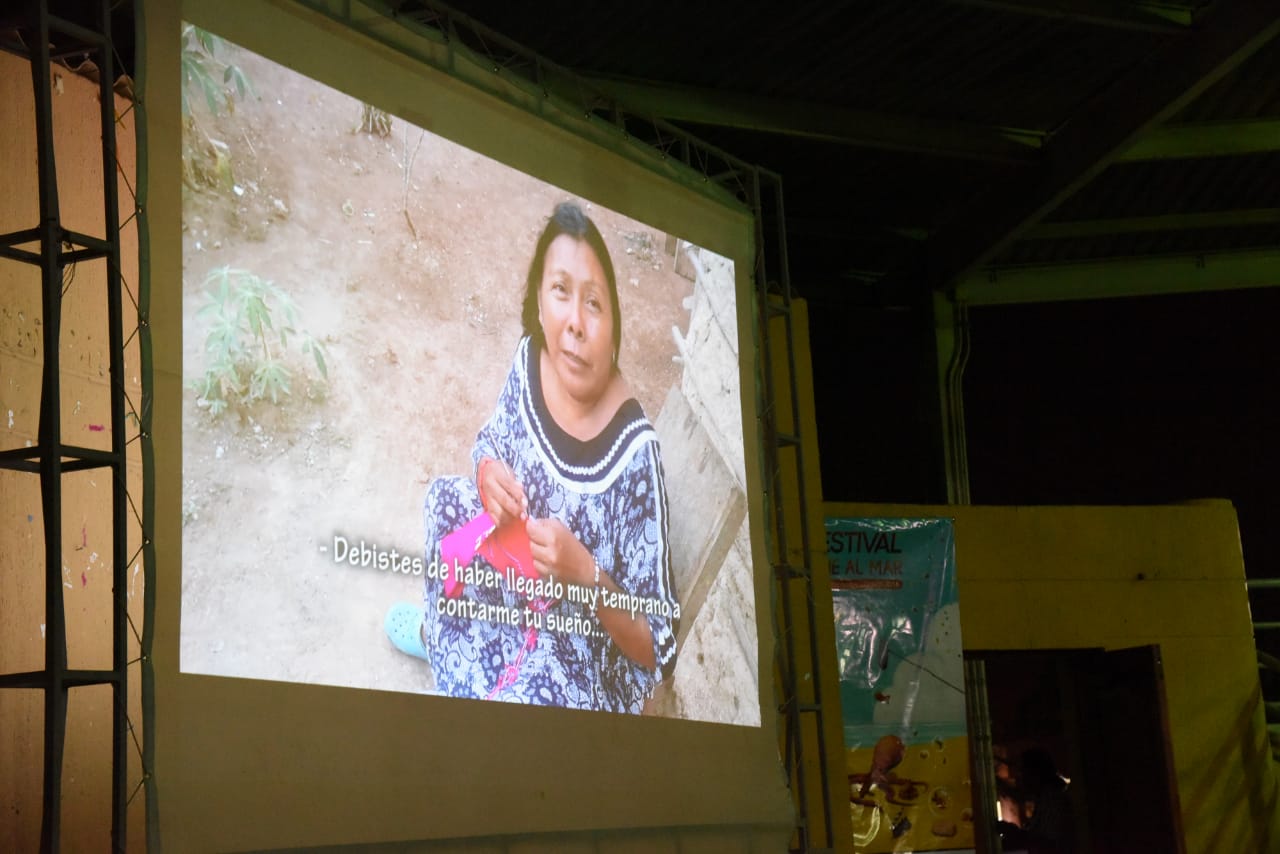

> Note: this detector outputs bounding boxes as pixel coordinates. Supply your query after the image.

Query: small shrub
[191,266,328,416]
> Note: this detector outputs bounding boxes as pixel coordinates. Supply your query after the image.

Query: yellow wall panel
[946,502,1245,582]
[957,578,1254,647]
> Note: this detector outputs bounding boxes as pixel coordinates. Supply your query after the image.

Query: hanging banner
[827,517,974,852]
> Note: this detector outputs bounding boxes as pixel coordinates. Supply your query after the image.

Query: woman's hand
[478,457,526,527]
[525,517,592,587]
[526,518,657,670]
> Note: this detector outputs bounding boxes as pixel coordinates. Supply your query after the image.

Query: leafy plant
[181,24,253,117]
[181,24,254,190]
[191,267,328,416]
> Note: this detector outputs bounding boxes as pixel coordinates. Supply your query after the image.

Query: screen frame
[148,0,792,849]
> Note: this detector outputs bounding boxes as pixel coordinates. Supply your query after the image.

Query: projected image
[179,26,759,724]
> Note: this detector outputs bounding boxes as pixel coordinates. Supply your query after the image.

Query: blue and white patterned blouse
[420,336,678,713]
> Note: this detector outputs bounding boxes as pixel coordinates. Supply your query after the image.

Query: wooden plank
[654,384,747,649]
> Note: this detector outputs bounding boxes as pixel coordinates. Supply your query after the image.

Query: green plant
[181,24,253,190]
[181,24,253,118]
[191,267,328,416]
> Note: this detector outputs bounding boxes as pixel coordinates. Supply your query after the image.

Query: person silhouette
[1016,747,1076,854]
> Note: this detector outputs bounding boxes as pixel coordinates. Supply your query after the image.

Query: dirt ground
[179,42,707,701]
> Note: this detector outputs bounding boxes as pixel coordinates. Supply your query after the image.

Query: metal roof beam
[581,82,1276,166]
[577,76,1277,166]
[1119,118,1280,160]
[578,75,1044,163]
[881,0,1280,296]
[955,247,1280,305]
[887,208,1280,241]
[1027,208,1280,239]
[941,0,1192,32]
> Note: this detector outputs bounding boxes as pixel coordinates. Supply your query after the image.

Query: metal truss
[0,1,154,850]
[752,171,842,852]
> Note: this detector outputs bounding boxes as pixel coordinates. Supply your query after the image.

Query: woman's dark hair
[521,201,621,367]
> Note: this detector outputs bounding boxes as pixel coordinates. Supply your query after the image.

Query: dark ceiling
[436,0,1280,308]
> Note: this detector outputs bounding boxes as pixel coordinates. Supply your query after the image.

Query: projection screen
[150,1,791,849]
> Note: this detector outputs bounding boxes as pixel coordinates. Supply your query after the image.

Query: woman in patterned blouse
[386,201,680,713]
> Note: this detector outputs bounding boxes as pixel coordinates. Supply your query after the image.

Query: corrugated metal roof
[1049,152,1280,220]
[1176,37,1280,121]
[998,223,1280,265]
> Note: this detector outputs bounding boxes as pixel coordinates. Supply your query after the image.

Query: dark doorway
[970,647,1185,854]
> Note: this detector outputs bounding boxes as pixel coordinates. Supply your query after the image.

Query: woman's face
[537,233,615,406]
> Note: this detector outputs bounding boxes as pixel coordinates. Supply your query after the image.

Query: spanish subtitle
[330,534,422,575]
[418,554,680,637]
